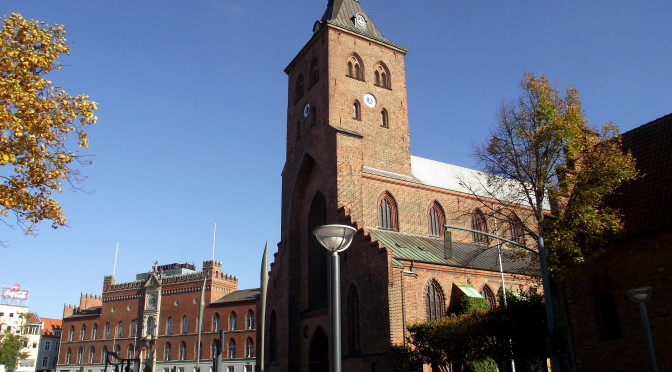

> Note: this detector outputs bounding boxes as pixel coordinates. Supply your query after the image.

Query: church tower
[269,1,410,371]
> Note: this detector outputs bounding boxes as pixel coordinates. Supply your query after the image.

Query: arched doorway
[308,327,329,372]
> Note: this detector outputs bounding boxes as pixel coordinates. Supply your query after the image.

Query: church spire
[317,0,402,49]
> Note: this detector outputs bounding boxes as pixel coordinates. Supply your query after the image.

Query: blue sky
[1,0,670,319]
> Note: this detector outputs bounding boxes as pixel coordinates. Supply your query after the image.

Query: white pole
[113,242,119,276]
[212,223,217,261]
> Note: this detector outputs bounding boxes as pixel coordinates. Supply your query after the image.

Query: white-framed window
[44,340,51,351]
[246,310,254,330]
[244,366,253,372]
[41,357,48,367]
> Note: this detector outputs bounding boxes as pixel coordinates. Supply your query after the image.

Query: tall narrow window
[181,316,188,334]
[472,209,489,244]
[347,285,360,355]
[102,346,108,363]
[509,216,525,245]
[353,100,361,120]
[245,337,254,358]
[211,340,218,359]
[228,338,236,359]
[246,310,255,330]
[80,325,86,340]
[146,316,155,336]
[269,311,277,363]
[229,312,237,331]
[179,342,187,360]
[310,58,319,86]
[378,192,398,230]
[164,343,172,361]
[104,322,110,339]
[213,313,220,331]
[89,347,95,363]
[128,344,134,359]
[77,347,83,364]
[92,324,98,340]
[116,322,123,338]
[199,342,204,359]
[428,201,445,236]
[166,317,173,335]
[69,326,74,341]
[425,280,445,320]
[65,348,71,364]
[295,74,304,101]
[380,108,389,128]
[130,320,137,337]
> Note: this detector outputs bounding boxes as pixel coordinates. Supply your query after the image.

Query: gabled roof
[609,113,672,237]
[319,0,403,50]
[367,228,538,276]
[41,317,62,337]
[26,312,40,324]
[211,288,260,305]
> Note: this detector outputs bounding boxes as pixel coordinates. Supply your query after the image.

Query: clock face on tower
[355,14,367,29]
[146,293,157,310]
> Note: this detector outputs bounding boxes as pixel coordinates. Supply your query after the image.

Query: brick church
[263,1,538,371]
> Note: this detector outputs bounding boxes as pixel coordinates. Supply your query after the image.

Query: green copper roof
[367,228,538,276]
[318,0,407,52]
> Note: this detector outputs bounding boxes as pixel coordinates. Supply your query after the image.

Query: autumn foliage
[0,13,97,231]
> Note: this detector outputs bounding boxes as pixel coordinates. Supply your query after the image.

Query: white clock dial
[363,94,376,108]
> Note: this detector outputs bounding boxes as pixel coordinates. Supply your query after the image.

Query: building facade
[0,304,43,372]
[263,1,539,371]
[36,318,62,372]
[561,113,672,371]
[57,262,258,372]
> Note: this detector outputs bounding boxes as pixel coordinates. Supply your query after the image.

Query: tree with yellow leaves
[1,13,97,233]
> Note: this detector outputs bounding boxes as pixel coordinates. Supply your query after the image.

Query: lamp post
[627,287,658,372]
[313,224,357,372]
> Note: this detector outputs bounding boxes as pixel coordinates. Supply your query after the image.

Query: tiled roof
[609,113,672,237]
[27,312,40,324]
[41,317,62,337]
[366,228,538,276]
[211,288,260,304]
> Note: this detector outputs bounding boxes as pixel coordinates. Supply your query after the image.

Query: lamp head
[627,286,653,303]
[312,224,357,253]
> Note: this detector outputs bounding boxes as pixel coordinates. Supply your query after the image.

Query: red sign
[1,285,28,300]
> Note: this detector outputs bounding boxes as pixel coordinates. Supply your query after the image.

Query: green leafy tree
[0,329,29,371]
[1,13,97,233]
[472,73,637,275]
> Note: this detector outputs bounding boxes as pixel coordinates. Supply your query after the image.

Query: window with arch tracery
[428,201,445,236]
[472,209,489,244]
[374,63,391,89]
[378,192,398,230]
[425,280,445,320]
[347,54,364,80]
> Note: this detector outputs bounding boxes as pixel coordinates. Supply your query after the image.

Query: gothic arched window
[245,337,254,357]
[310,58,319,86]
[347,54,364,80]
[166,317,173,335]
[428,201,445,236]
[228,338,236,359]
[164,343,171,361]
[92,324,98,340]
[380,108,389,128]
[472,208,489,244]
[179,341,187,360]
[229,312,237,331]
[80,324,86,340]
[482,285,496,310]
[378,192,398,230]
[246,310,255,330]
[353,100,361,120]
[181,316,188,334]
[374,63,391,89]
[347,285,360,355]
[116,322,123,338]
[104,322,110,339]
[425,280,445,320]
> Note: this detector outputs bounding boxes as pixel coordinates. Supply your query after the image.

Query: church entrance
[308,327,329,372]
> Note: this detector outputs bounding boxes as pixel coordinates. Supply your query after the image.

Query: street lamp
[627,287,658,372]
[313,224,357,372]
